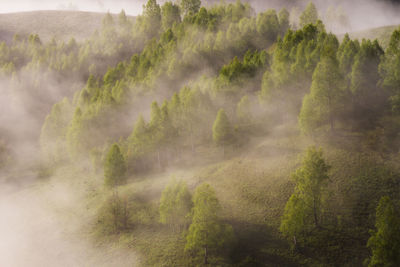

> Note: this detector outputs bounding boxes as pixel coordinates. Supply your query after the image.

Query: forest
[1,0,400,266]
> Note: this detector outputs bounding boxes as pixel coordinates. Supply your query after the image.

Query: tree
[141,0,162,37]
[159,179,192,231]
[256,9,280,43]
[212,109,233,155]
[278,8,290,35]
[104,143,127,187]
[367,196,400,266]
[299,38,344,134]
[299,1,318,27]
[237,95,252,123]
[180,0,201,16]
[280,147,330,245]
[161,1,181,31]
[379,29,400,112]
[350,40,384,129]
[185,184,234,265]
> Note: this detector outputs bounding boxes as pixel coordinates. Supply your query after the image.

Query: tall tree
[379,29,400,112]
[280,147,330,244]
[367,196,400,266]
[104,143,127,187]
[180,0,201,16]
[299,1,318,27]
[159,179,192,231]
[161,1,181,31]
[212,109,233,155]
[350,40,384,129]
[299,36,344,134]
[185,184,234,265]
[142,0,162,37]
[278,8,290,35]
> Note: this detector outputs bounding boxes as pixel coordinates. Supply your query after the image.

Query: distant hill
[0,10,134,43]
[348,24,400,47]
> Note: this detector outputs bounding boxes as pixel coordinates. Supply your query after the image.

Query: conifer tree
[185,184,234,265]
[212,109,233,155]
[379,29,400,112]
[104,143,127,187]
[161,1,181,31]
[299,38,344,134]
[367,196,400,266]
[299,2,318,27]
[278,8,290,35]
[180,0,201,16]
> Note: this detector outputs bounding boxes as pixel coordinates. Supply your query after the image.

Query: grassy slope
[0,11,134,43]
[348,24,399,47]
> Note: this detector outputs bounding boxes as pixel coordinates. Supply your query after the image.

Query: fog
[1,0,400,32]
[0,0,399,266]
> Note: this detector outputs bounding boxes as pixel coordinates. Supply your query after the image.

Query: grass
[347,24,400,47]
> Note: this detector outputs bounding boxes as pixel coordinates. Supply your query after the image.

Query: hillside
[0,10,134,43]
[348,24,400,47]
[1,1,400,266]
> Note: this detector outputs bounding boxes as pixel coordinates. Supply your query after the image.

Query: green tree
[185,184,234,265]
[256,9,280,43]
[367,196,400,267]
[161,1,181,31]
[104,143,127,187]
[142,0,162,37]
[299,40,344,133]
[350,39,384,129]
[212,109,233,154]
[159,179,192,231]
[180,0,201,16]
[379,29,400,112]
[278,8,290,35]
[299,2,318,27]
[237,95,252,123]
[280,147,330,244]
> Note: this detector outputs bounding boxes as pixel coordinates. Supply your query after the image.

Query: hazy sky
[0,0,147,15]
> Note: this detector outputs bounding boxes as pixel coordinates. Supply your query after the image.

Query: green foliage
[185,183,234,264]
[367,196,400,266]
[159,179,193,230]
[180,0,201,16]
[256,9,280,43]
[96,192,131,234]
[161,2,181,31]
[299,2,318,27]
[104,143,127,187]
[212,109,234,147]
[299,39,344,134]
[280,147,330,242]
[379,29,400,112]
[350,39,384,129]
[278,8,290,35]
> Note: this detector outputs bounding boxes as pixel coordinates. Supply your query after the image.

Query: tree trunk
[190,124,195,154]
[313,197,319,228]
[204,245,208,265]
[157,150,161,169]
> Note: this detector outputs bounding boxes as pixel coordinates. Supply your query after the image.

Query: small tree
[185,184,234,265]
[280,147,330,245]
[367,196,400,267]
[159,179,192,231]
[104,143,127,187]
[212,109,233,156]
